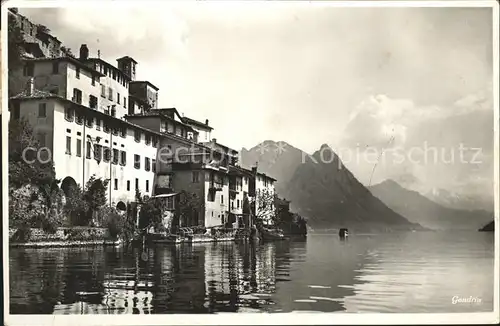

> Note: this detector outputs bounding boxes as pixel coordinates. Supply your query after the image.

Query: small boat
[261,228,286,241]
[339,228,349,239]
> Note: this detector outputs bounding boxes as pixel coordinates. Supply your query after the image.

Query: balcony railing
[209,181,223,191]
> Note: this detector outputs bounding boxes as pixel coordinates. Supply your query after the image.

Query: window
[104,122,110,133]
[146,180,149,192]
[86,141,91,158]
[120,150,126,166]
[23,62,34,76]
[112,127,118,136]
[108,87,113,101]
[134,154,140,169]
[127,180,130,191]
[75,67,80,79]
[152,159,156,173]
[38,103,46,117]
[96,118,101,130]
[237,199,240,209]
[94,144,102,161]
[153,136,158,148]
[145,134,151,145]
[91,76,96,86]
[85,116,93,128]
[111,106,116,117]
[104,106,110,115]
[52,62,59,74]
[221,195,224,204]
[167,122,174,133]
[207,190,215,202]
[64,107,73,122]
[160,121,167,133]
[37,132,46,147]
[231,201,234,210]
[145,157,150,171]
[165,197,174,210]
[103,147,111,162]
[73,88,82,104]
[76,139,82,157]
[66,136,71,154]
[117,93,120,104]
[114,179,118,190]
[192,171,199,183]
[124,96,127,108]
[120,126,126,138]
[89,95,98,109]
[134,130,141,142]
[135,178,139,190]
[75,112,84,125]
[100,84,106,98]
[112,149,119,164]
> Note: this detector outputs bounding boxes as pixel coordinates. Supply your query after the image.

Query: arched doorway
[116,201,127,212]
[61,176,78,198]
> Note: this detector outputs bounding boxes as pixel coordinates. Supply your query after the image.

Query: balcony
[209,181,223,192]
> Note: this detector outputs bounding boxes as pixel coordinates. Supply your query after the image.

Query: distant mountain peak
[376,179,403,188]
[369,180,494,230]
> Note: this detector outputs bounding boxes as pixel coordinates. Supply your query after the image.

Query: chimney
[251,166,257,175]
[212,138,217,144]
[79,44,89,61]
[26,78,34,96]
[205,119,209,126]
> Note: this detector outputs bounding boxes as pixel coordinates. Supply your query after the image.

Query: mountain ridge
[241,141,421,231]
[369,179,493,230]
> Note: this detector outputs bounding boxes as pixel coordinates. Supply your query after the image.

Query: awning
[151,192,179,199]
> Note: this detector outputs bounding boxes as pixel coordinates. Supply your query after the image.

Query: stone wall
[9,227,109,242]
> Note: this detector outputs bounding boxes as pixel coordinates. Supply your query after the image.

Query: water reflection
[9,232,494,314]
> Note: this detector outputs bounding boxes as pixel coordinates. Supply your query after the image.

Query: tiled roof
[23,56,104,77]
[182,116,213,130]
[11,88,60,100]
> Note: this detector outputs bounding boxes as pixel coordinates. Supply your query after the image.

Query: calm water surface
[9,231,494,314]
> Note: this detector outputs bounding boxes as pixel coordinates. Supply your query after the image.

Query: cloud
[337,89,494,201]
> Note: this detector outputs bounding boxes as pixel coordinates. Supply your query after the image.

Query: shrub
[101,207,124,239]
[11,225,32,242]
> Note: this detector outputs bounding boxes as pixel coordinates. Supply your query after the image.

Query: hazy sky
[19,3,495,203]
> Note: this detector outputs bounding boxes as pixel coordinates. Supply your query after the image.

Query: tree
[38,178,64,233]
[36,24,50,34]
[64,184,89,226]
[60,46,75,58]
[9,118,57,189]
[8,118,62,233]
[138,198,162,230]
[101,206,124,240]
[291,213,308,236]
[250,189,277,226]
[8,13,25,97]
[83,175,109,225]
[177,191,204,232]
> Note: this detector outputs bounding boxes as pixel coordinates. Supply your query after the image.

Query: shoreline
[9,239,122,248]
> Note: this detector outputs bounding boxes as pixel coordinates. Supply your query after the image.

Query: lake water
[9,231,495,314]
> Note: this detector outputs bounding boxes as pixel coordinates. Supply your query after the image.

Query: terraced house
[8,10,278,231]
